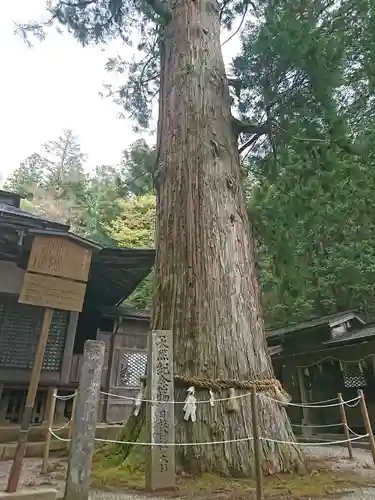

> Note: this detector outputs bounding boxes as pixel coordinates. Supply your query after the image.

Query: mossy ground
[91,446,375,499]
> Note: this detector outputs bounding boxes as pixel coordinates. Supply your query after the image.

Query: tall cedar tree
[26,0,304,474]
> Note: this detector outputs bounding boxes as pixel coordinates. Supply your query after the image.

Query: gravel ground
[0,446,374,499]
[303,445,375,499]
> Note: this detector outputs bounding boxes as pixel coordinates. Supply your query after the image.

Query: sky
[1,1,241,182]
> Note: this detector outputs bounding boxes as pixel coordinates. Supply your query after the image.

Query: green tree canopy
[106,193,156,310]
[4,131,156,244]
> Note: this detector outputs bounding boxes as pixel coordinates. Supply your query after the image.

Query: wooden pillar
[104,318,122,423]
[64,340,105,500]
[0,384,6,424]
[358,389,375,466]
[43,387,56,424]
[338,392,353,459]
[42,388,57,473]
[296,368,312,438]
[0,393,10,424]
[251,387,264,500]
[104,331,116,423]
[55,397,68,423]
[61,312,79,384]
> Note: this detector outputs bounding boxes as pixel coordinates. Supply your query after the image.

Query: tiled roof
[325,324,375,345]
[100,305,150,319]
[0,203,69,229]
[266,310,361,339]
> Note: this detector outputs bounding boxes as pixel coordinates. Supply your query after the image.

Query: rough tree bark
[151,0,305,476]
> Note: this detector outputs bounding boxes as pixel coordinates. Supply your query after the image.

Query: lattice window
[0,301,42,369]
[281,366,299,392]
[117,351,147,387]
[0,299,68,371]
[342,364,366,388]
[43,310,70,371]
[291,371,299,388]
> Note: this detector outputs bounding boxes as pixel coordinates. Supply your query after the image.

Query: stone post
[146,330,175,491]
[64,340,105,500]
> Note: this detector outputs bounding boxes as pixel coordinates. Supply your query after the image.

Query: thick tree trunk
[151,0,305,476]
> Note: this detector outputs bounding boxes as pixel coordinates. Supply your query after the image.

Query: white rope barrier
[51,420,72,432]
[346,425,367,438]
[54,392,77,401]
[99,389,259,405]
[59,388,357,412]
[259,394,361,409]
[48,428,369,448]
[305,397,338,404]
[291,422,343,428]
[261,434,369,446]
[100,390,356,409]
[344,399,361,408]
[95,436,256,446]
[49,429,255,446]
[49,429,71,442]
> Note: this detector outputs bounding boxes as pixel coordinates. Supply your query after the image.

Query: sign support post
[6,233,96,493]
[7,308,53,492]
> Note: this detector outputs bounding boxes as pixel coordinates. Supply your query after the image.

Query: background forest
[4,0,375,328]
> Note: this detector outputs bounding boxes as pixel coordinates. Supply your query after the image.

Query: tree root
[95,402,146,467]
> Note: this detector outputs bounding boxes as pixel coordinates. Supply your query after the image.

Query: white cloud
[1,0,241,180]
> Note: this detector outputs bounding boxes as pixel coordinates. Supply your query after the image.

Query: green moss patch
[91,447,375,499]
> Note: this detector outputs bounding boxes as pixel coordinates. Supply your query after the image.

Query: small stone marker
[146,330,175,491]
[64,340,105,500]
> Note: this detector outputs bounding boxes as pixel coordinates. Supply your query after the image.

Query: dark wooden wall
[278,343,375,432]
[97,316,149,423]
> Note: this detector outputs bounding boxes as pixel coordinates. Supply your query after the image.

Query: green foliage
[5,130,89,233]
[121,139,156,195]
[236,0,375,326]
[250,143,375,326]
[106,193,156,310]
[106,193,155,247]
[4,154,45,197]
[125,273,154,310]
[233,0,369,164]
[4,131,156,244]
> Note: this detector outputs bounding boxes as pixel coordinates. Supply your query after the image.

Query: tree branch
[219,0,233,21]
[232,117,270,136]
[60,0,97,6]
[144,0,172,22]
[238,135,261,154]
[227,78,243,100]
[221,0,248,46]
[227,78,242,89]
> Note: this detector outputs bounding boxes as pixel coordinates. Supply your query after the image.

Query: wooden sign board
[19,272,87,312]
[146,330,175,491]
[27,235,92,282]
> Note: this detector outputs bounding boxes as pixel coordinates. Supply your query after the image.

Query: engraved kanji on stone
[146,330,175,491]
